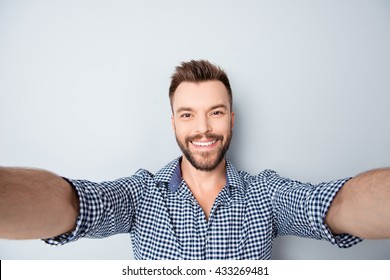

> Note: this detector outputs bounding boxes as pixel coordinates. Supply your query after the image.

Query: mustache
[186,133,223,143]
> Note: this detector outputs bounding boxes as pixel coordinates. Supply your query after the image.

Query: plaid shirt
[45,157,362,259]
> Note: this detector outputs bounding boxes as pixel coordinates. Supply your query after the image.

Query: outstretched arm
[326,168,390,239]
[0,167,79,239]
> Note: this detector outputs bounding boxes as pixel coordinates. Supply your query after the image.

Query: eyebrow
[175,104,228,114]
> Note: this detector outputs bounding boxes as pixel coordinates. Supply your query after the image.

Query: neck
[180,156,227,192]
[180,156,227,220]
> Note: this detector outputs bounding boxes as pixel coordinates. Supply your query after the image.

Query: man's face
[171,81,235,171]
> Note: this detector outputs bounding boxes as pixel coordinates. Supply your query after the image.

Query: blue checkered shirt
[45,157,362,259]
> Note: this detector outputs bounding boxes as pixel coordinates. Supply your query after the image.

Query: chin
[185,152,225,172]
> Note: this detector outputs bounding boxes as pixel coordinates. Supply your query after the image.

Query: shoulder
[235,168,282,188]
[233,166,303,202]
[226,160,281,197]
[238,169,280,181]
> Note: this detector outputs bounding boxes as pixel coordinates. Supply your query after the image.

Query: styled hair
[169,60,233,111]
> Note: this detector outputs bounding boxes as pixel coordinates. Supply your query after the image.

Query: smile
[191,140,217,147]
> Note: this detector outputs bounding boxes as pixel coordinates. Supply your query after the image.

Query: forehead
[172,81,230,111]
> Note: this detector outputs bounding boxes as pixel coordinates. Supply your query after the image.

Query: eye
[211,110,224,116]
[180,113,192,118]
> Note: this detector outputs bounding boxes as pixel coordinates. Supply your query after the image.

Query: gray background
[0,0,389,259]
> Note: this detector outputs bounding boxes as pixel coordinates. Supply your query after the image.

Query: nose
[195,114,211,134]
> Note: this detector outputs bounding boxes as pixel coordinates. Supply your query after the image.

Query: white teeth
[191,140,217,147]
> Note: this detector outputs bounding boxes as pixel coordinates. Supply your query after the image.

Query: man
[0,60,389,259]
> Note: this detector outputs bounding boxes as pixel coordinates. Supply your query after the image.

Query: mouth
[186,133,223,150]
[191,139,218,147]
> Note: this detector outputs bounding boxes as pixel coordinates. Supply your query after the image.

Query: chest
[131,186,274,259]
[189,185,222,220]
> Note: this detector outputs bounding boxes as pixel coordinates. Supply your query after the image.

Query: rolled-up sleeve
[43,169,151,246]
[262,170,363,248]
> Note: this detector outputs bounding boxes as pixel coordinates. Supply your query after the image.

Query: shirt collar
[169,159,182,192]
[154,157,181,186]
[154,156,244,197]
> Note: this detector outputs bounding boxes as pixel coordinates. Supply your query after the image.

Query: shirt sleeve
[261,169,363,248]
[43,169,152,246]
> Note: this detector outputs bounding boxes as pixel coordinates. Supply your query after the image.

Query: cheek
[173,122,189,138]
[212,119,232,133]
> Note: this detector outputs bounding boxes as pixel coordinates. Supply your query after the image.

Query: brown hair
[169,60,233,111]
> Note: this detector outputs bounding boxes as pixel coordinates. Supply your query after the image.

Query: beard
[175,130,233,172]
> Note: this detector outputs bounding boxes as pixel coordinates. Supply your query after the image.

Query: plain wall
[0,0,389,259]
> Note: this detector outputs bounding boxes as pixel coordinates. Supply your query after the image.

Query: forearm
[326,168,390,239]
[0,167,79,239]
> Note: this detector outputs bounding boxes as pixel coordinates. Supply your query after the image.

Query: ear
[231,111,235,129]
[171,115,175,132]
